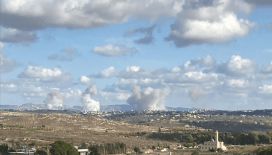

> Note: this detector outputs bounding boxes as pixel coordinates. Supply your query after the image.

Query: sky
[1,0,272,110]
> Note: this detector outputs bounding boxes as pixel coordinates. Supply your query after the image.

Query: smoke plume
[81,85,100,111]
[127,85,168,110]
[189,87,208,102]
[44,90,64,110]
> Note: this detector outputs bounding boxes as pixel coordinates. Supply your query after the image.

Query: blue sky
[1,0,272,110]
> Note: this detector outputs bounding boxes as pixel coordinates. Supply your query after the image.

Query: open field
[1,111,272,155]
[0,111,176,150]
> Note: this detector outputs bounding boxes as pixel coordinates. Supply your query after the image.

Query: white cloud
[259,85,272,94]
[92,66,115,78]
[0,53,19,73]
[165,0,255,47]
[18,66,72,82]
[0,42,20,73]
[47,47,78,61]
[171,66,181,72]
[92,44,138,56]
[1,0,183,31]
[260,61,272,74]
[0,27,37,44]
[126,66,140,72]
[218,55,258,76]
[227,79,247,88]
[79,75,91,85]
[191,55,217,69]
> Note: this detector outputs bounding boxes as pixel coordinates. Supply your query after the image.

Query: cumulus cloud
[0,43,20,73]
[245,0,272,6]
[92,44,138,56]
[259,85,272,94]
[18,66,72,82]
[165,0,255,47]
[91,66,115,78]
[0,27,37,44]
[44,90,64,110]
[79,75,91,85]
[100,91,131,101]
[47,55,74,61]
[127,85,168,110]
[47,47,78,61]
[1,0,183,31]
[189,87,208,102]
[124,25,156,44]
[260,61,272,74]
[81,85,100,111]
[0,53,20,73]
[217,55,258,76]
[191,55,217,69]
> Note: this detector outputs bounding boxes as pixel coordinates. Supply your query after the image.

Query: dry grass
[0,111,175,149]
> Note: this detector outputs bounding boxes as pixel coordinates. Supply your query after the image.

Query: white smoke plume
[44,90,64,110]
[81,85,100,111]
[189,87,208,102]
[127,85,168,110]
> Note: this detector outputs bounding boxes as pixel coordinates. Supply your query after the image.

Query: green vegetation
[134,147,140,153]
[88,142,126,155]
[35,150,47,155]
[50,141,78,155]
[148,130,272,145]
[256,146,272,155]
[0,144,8,155]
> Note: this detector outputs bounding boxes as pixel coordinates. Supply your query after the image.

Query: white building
[200,130,227,151]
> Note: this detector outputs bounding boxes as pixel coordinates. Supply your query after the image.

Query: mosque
[200,130,227,151]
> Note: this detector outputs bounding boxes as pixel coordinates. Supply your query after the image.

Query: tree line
[148,130,272,145]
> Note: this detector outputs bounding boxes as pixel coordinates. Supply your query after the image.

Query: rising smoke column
[189,86,208,102]
[127,85,168,110]
[44,90,64,110]
[81,85,100,111]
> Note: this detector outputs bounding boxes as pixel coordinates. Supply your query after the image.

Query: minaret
[215,130,219,142]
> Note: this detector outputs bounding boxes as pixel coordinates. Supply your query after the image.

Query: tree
[152,146,156,151]
[35,150,47,155]
[237,134,247,145]
[29,142,36,148]
[209,148,215,152]
[88,146,100,155]
[187,134,194,143]
[79,142,87,149]
[50,141,78,155]
[258,134,271,144]
[257,146,272,155]
[217,148,223,153]
[247,132,259,144]
[0,144,8,155]
[134,147,140,153]
[8,148,16,152]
